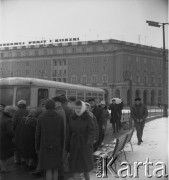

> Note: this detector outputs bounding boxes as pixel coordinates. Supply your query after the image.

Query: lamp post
[123,70,133,129]
[146,20,168,117]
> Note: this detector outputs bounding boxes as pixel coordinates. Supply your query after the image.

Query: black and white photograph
[0,0,168,180]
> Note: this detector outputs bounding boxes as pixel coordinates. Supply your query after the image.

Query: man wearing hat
[131,98,148,145]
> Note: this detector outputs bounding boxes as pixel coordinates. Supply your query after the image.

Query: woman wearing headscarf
[0,104,14,172]
[67,100,95,180]
[35,99,64,180]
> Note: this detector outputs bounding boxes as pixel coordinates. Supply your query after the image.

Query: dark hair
[68,97,77,102]
[75,100,82,106]
[45,99,55,110]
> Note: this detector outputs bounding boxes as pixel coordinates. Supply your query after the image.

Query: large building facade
[0,39,168,106]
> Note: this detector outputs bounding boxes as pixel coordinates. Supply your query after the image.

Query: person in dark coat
[19,109,41,169]
[117,101,123,129]
[88,98,104,150]
[12,100,29,164]
[35,99,64,180]
[109,99,120,134]
[131,98,148,145]
[52,96,67,180]
[67,100,95,180]
[0,104,14,172]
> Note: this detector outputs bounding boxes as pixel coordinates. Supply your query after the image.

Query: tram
[0,77,105,108]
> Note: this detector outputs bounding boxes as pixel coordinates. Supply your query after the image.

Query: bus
[0,77,105,108]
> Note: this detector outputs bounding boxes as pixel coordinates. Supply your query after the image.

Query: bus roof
[0,77,105,93]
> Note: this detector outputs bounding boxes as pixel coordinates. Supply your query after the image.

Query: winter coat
[55,106,67,155]
[102,108,110,128]
[87,111,99,142]
[109,104,119,123]
[35,110,64,170]
[0,113,14,160]
[12,108,29,147]
[131,103,148,123]
[19,116,37,159]
[67,111,95,173]
[92,106,103,130]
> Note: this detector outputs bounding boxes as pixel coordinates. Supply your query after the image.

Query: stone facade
[0,39,168,106]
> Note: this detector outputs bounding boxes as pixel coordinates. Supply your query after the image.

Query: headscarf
[75,101,86,116]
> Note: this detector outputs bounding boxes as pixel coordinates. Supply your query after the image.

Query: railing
[120,107,164,123]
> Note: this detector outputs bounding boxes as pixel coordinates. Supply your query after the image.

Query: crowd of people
[0,95,125,180]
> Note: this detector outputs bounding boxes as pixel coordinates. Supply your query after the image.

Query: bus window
[67,90,76,98]
[55,89,66,97]
[0,86,14,106]
[85,92,92,101]
[16,87,31,106]
[38,89,48,106]
[77,91,84,101]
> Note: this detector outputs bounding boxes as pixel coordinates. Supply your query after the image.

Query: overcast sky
[0,0,168,48]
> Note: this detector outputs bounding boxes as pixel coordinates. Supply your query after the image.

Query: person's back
[36,108,64,170]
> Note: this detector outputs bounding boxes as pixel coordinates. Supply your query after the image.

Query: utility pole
[146,20,168,117]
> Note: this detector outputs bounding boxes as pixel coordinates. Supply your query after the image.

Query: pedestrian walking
[109,99,120,134]
[12,100,29,164]
[67,100,95,180]
[0,104,14,173]
[35,99,64,180]
[100,100,110,134]
[85,103,99,149]
[131,98,148,145]
[88,98,104,150]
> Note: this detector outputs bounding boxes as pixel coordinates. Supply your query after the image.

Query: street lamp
[123,70,133,129]
[146,20,168,117]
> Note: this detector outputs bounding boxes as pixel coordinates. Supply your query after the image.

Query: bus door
[38,88,49,106]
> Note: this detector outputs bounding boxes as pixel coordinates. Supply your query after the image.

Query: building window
[72,47,76,53]
[92,66,96,73]
[151,59,154,64]
[136,76,140,83]
[144,76,147,83]
[35,50,39,56]
[0,53,4,58]
[62,78,66,82]
[26,61,29,66]
[81,76,87,84]
[144,58,147,63]
[26,51,29,56]
[64,60,66,66]
[17,52,21,57]
[63,48,66,54]
[158,77,161,83]
[64,69,66,74]
[102,75,108,83]
[151,77,154,83]
[44,49,47,55]
[82,47,86,53]
[59,60,62,66]
[8,52,12,57]
[17,70,20,76]
[54,60,58,66]
[26,70,29,76]
[71,76,77,84]
[56,78,61,82]
[103,66,106,71]
[92,75,97,84]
